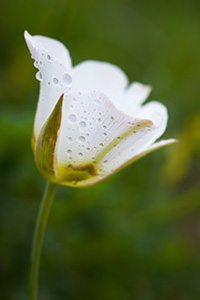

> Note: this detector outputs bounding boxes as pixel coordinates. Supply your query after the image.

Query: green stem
[29,181,57,300]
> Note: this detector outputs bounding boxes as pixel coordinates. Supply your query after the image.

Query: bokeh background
[1,0,200,299]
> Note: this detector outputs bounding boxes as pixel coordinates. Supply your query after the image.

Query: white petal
[24,31,72,138]
[56,92,170,187]
[79,139,177,187]
[115,138,178,173]
[114,82,152,115]
[56,91,154,185]
[135,101,168,140]
[72,60,128,102]
[86,101,168,184]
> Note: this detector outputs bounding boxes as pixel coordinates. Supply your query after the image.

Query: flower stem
[29,181,57,300]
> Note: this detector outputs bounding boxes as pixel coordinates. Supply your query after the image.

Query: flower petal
[114,82,152,115]
[77,139,178,187]
[134,101,168,140]
[56,91,154,186]
[72,60,128,101]
[24,31,72,138]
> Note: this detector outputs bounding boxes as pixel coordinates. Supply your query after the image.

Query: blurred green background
[1,0,200,299]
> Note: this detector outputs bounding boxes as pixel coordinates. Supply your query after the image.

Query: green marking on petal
[95,119,153,164]
[35,94,63,182]
[58,162,98,186]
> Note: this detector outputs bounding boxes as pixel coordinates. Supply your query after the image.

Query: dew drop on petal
[47,54,51,60]
[53,78,59,85]
[62,73,72,86]
[79,121,86,128]
[78,136,85,143]
[36,72,42,81]
[68,114,77,123]
[34,61,39,68]
[68,137,73,142]
[94,99,101,105]
[67,149,72,155]
[97,118,102,122]
[78,152,83,157]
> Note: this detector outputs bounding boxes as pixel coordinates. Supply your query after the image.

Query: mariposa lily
[25,31,176,187]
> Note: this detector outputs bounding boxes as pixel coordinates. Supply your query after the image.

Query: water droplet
[68,137,73,142]
[94,99,101,105]
[78,136,85,142]
[103,125,107,129]
[79,121,86,128]
[68,114,77,123]
[36,72,42,81]
[47,54,51,60]
[98,118,102,122]
[67,149,72,155]
[62,73,72,86]
[103,160,108,164]
[34,61,39,68]
[86,147,90,151]
[78,152,83,157]
[99,143,104,147]
[103,132,107,136]
[68,164,73,168]
[53,78,59,85]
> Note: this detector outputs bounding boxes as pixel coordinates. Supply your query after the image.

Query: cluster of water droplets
[57,91,156,183]
[32,48,72,103]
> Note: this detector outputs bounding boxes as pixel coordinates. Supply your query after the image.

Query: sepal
[35,94,63,182]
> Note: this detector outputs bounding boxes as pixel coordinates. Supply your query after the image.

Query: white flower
[24,31,176,187]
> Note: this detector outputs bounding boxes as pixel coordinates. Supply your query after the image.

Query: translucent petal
[134,101,168,139]
[114,82,152,115]
[76,139,178,187]
[84,101,168,185]
[72,60,128,101]
[24,31,72,138]
[56,91,153,186]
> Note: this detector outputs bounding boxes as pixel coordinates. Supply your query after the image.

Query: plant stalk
[29,181,57,300]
